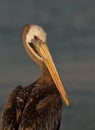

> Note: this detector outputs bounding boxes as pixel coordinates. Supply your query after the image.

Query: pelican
[1,25,69,130]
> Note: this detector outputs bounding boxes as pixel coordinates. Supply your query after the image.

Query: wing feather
[1,86,27,130]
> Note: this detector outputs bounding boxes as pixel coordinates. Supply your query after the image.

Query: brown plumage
[1,25,69,130]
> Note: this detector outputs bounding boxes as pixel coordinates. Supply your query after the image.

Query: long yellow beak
[37,43,70,106]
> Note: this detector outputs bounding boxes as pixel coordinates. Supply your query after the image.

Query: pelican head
[22,25,69,106]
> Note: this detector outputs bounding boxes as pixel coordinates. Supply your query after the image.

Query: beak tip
[65,99,70,106]
[63,95,70,106]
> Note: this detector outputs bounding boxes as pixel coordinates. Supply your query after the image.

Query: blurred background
[0,0,95,130]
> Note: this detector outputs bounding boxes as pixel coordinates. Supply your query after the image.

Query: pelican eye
[34,35,39,41]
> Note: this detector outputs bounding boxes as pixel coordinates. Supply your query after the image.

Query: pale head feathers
[26,25,47,44]
[22,25,47,62]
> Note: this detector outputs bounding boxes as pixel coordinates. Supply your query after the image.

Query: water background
[0,0,95,130]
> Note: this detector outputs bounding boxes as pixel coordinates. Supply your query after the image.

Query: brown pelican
[1,25,69,130]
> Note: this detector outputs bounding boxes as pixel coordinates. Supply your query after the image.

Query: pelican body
[1,25,69,130]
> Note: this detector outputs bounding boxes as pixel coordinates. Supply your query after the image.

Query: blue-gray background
[0,0,95,130]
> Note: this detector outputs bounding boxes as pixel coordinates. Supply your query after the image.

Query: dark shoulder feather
[18,85,63,130]
[1,84,63,130]
[1,85,27,130]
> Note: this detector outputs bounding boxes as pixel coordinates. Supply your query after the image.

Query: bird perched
[1,25,69,130]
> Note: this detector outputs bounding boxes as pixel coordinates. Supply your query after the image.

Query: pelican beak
[37,43,70,106]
